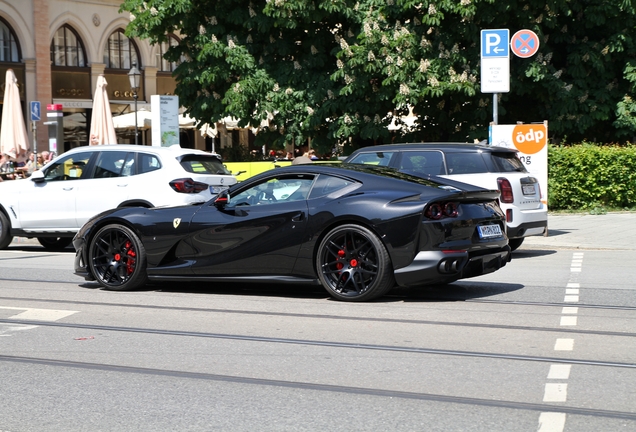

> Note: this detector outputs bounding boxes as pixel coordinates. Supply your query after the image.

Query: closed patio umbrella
[88,75,117,145]
[0,69,29,162]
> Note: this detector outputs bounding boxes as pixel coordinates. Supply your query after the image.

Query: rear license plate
[522,184,536,195]
[210,186,228,194]
[478,224,503,239]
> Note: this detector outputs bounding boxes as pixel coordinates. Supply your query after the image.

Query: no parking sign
[511,30,540,58]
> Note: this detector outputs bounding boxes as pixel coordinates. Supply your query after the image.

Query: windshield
[180,155,230,175]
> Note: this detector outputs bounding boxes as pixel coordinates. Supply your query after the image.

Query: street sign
[30,101,41,121]
[511,29,540,58]
[481,29,509,57]
[480,29,510,93]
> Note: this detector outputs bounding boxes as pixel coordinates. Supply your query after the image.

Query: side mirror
[30,170,45,183]
[214,190,229,208]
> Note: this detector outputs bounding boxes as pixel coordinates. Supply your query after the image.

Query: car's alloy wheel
[88,224,148,291]
[37,237,73,250]
[0,212,13,249]
[316,224,395,301]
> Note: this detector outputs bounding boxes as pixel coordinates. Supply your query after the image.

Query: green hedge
[548,143,636,210]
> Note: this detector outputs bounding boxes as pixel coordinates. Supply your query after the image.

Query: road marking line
[561,307,578,314]
[554,339,574,351]
[566,283,580,288]
[564,295,579,302]
[538,412,566,432]
[570,262,582,267]
[543,383,568,402]
[0,306,78,322]
[572,252,584,257]
[560,316,577,326]
[548,364,572,379]
[570,267,581,272]
[565,288,579,295]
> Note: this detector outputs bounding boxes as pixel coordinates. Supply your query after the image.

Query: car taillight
[497,178,514,203]
[169,178,209,193]
[425,201,459,220]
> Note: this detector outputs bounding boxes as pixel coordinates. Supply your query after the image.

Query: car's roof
[62,144,221,157]
[348,142,517,154]
[250,162,483,192]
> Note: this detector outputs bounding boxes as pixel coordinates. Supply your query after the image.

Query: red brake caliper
[336,249,345,270]
[124,240,136,275]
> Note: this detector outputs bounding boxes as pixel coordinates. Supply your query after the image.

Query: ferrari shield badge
[173,218,181,229]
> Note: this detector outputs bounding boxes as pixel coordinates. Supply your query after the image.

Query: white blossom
[285,88,293,95]
[428,4,436,14]
[249,6,256,17]
[311,45,318,54]
[213,92,221,100]
[199,25,206,35]
[344,115,352,124]
[337,59,344,69]
[344,74,354,84]
[210,16,217,25]
[307,106,314,115]
[461,0,471,5]
[399,83,410,95]
[368,51,376,61]
[247,35,253,44]
[374,114,381,124]
[233,83,241,92]
[273,83,280,92]
[294,61,302,70]
[381,35,389,45]
[419,59,430,72]
[328,89,335,99]
[427,76,439,87]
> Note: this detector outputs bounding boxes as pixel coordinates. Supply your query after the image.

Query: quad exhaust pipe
[438,257,466,274]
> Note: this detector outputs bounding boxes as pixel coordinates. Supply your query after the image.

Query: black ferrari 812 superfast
[74,164,511,301]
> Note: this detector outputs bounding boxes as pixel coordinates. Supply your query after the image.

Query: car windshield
[179,155,230,175]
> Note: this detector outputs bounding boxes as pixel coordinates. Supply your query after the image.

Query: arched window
[0,18,20,62]
[159,36,181,72]
[103,29,139,69]
[51,25,87,67]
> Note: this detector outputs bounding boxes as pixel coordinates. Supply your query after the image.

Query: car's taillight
[497,178,514,203]
[169,178,209,193]
[425,201,459,220]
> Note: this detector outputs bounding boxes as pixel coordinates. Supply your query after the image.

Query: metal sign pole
[493,94,498,125]
[31,121,37,168]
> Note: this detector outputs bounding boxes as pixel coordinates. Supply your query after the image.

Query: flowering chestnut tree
[121,0,636,152]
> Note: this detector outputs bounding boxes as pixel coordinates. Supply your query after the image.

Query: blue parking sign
[30,101,41,121]
[481,29,509,58]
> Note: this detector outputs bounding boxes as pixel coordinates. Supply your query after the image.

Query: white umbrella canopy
[0,69,29,162]
[88,75,117,145]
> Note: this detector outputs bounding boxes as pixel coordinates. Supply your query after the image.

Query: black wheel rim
[319,229,379,297]
[90,228,139,287]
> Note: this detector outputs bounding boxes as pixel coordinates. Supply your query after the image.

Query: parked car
[0,145,236,250]
[344,143,547,251]
[73,164,511,302]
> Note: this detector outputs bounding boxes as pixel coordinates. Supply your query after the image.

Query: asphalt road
[0,216,635,431]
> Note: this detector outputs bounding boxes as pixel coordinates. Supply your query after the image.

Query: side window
[92,151,129,178]
[308,174,357,199]
[43,152,92,181]
[229,175,315,207]
[121,153,136,176]
[399,151,446,175]
[138,153,161,174]
[348,151,396,166]
[445,153,489,174]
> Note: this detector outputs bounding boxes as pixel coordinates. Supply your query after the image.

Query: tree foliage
[120,0,636,153]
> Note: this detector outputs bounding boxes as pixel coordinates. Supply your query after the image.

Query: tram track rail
[1,354,636,422]
[2,318,635,370]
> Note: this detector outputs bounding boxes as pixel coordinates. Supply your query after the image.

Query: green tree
[121,0,636,153]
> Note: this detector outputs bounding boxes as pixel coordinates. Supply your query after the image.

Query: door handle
[292,213,304,222]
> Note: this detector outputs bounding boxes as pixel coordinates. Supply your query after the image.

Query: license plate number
[522,184,536,195]
[478,224,503,239]
[210,186,228,194]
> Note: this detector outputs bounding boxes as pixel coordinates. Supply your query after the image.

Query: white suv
[0,145,236,250]
[345,143,547,251]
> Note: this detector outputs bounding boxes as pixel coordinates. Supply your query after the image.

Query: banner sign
[151,95,180,147]
[490,122,548,207]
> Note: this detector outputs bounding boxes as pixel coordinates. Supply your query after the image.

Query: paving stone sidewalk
[521,212,636,250]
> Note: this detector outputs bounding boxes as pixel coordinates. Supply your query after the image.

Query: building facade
[0,0,223,155]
